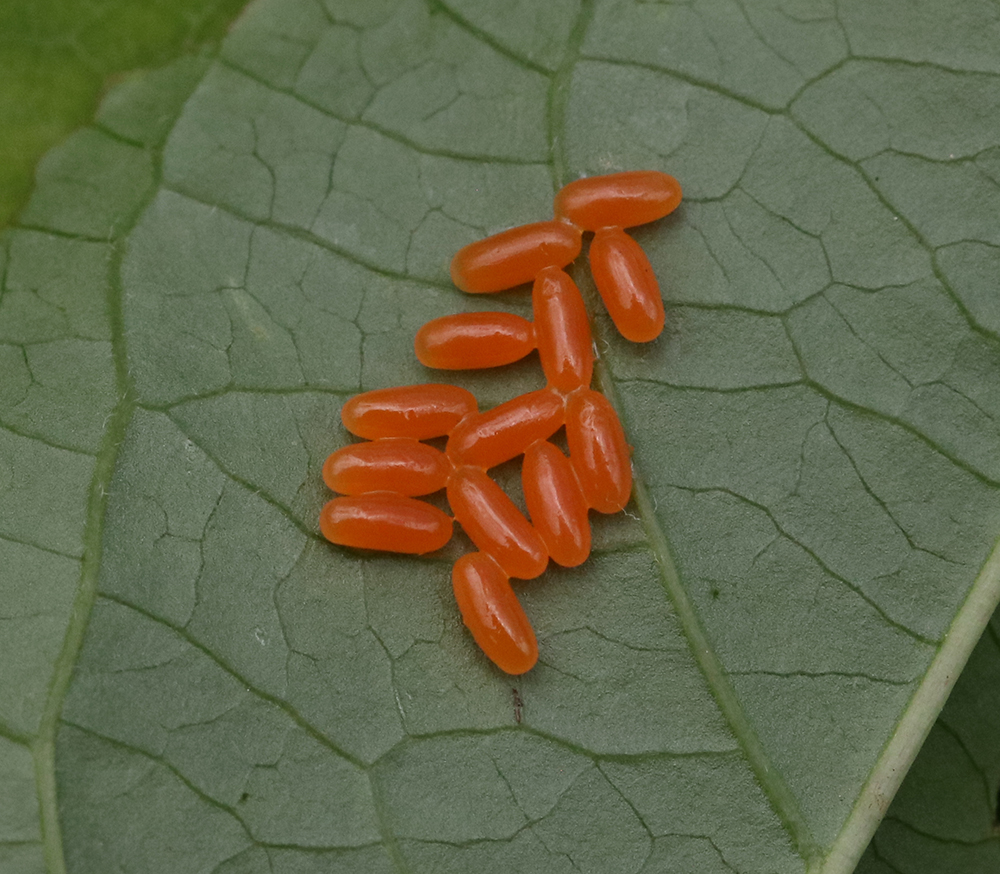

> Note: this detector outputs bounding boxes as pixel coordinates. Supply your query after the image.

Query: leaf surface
[2,1,1000,873]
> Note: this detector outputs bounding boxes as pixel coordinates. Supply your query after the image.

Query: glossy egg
[589,227,665,343]
[341,383,477,440]
[452,552,538,675]
[415,312,535,370]
[522,440,591,567]
[565,389,632,514]
[319,493,453,554]
[447,466,548,580]
[554,170,682,231]
[450,221,582,293]
[532,266,594,393]
[447,387,565,469]
[323,438,451,496]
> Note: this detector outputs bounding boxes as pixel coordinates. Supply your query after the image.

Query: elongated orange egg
[452,552,538,675]
[447,387,565,469]
[565,389,632,514]
[589,227,665,343]
[323,438,450,496]
[554,170,682,231]
[319,493,453,554]
[415,312,535,370]
[522,440,590,567]
[447,467,548,580]
[450,221,582,293]
[341,384,477,440]
[532,266,594,393]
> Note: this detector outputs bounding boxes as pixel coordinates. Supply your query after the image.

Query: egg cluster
[320,171,682,675]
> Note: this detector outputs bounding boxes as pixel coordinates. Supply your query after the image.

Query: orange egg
[415,312,535,370]
[446,387,565,469]
[452,552,538,675]
[450,221,582,293]
[532,266,594,393]
[447,466,548,580]
[522,440,590,567]
[589,227,665,343]
[319,493,453,554]
[554,171,682,231]
[565,389,632,514]
[322,438,451,496]
[341,384,477,440]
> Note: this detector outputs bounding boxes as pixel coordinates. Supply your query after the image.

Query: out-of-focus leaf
[857,613,1000,872]
[0,0,248,229]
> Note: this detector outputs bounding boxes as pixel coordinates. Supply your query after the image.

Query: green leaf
[2,1,1000,872]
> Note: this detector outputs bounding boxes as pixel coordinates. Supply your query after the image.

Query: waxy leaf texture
[2,1,1000,873]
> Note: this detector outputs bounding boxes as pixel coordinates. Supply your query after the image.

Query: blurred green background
[0,0,249,229]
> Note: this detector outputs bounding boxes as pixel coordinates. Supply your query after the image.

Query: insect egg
[565,389,632,514]
[450,220,583,293]
[522,440,591,567]
[588,226,665,343]
[341,383,477,440]
[322,438,450,496]
[532,266,594,393]
[319,493,453,554]
[446,387,565,469]
[447,466,549,580]
[415,311,535,370]
[452,552,538,675]
[554,170,682,231]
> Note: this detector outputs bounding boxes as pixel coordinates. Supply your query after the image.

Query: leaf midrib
[543,0,822,865]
